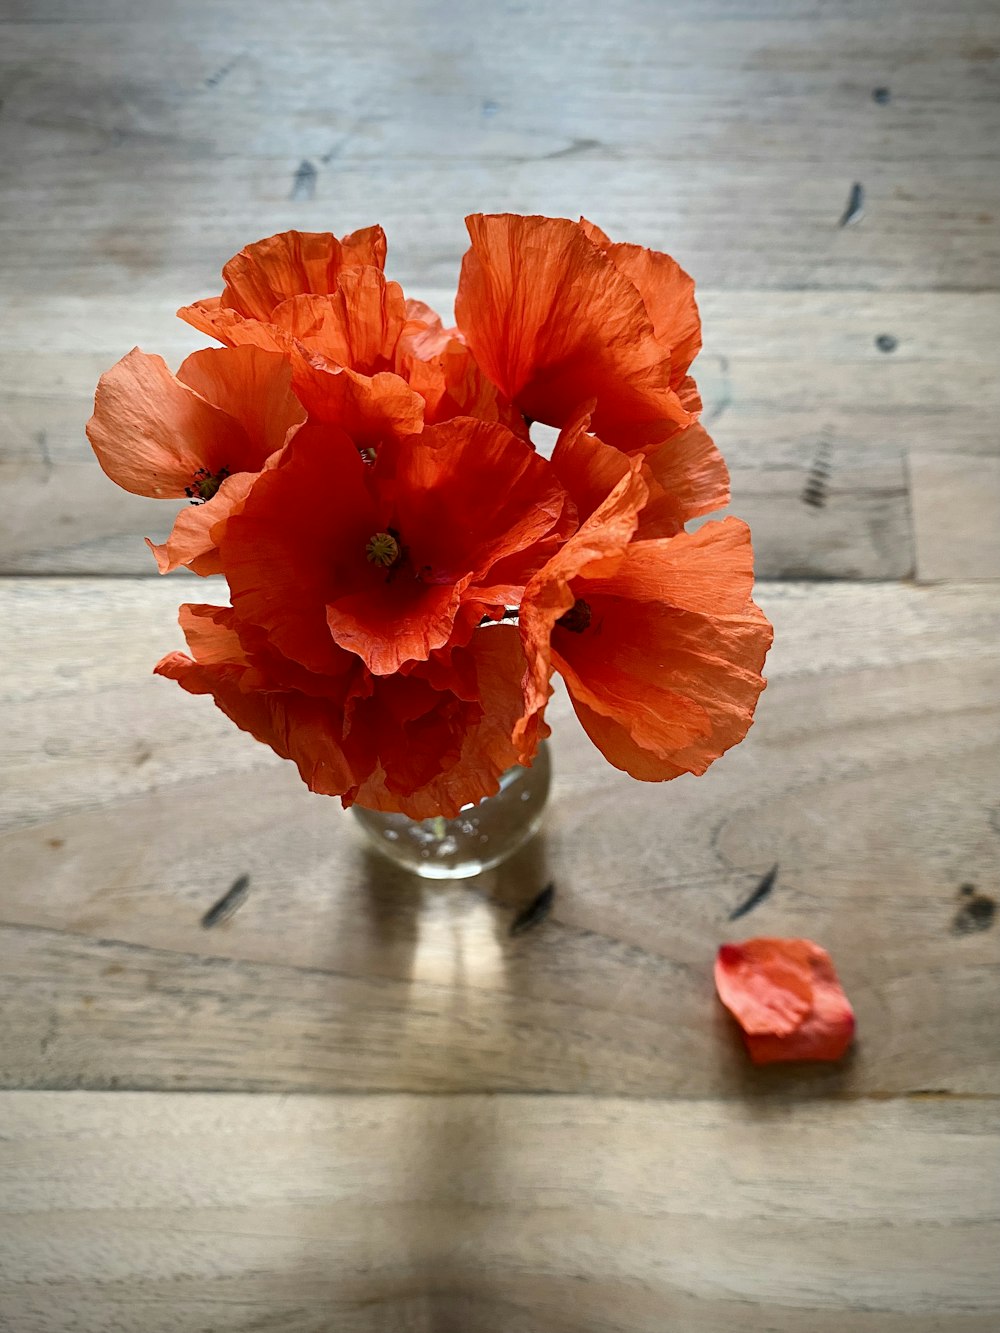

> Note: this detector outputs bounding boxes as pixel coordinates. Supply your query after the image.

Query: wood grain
[1,3,999,576]
[911,454,1000,581]
[11,287,1000,575]
[1,1092,997,1332]
[3,577,997,1096]
[2,4,999,1326]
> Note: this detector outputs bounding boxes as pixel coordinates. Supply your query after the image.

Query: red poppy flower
[715,938,856,1064]
[455,213,696,449]
[178,226,388,347]
[218,412,572,677]
[155,604,540,819]
[86,345,305,574]
[517,417,771,779]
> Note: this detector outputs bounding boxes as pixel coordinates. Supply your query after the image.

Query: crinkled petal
[154,603,373,797]
[87,349,254,498]
[398,298,461,360]
[715,938,856,1064]
[534,521,770,780]
[456,213,692,448]
[289,349,424,447]
[218,227,387,320]
[146,472,257,575]
[175,303,294,352]
[176,345,305,458]
[270,268,407,372]
[549,403,633,524]
[516,462,648,743]
[351,625,542,819]
[579,218,702,387]
[562,595,771,779]
[582,518,756,615]
[635,423,730,537]
[327,577,471,677]
[393,418,570,587]
[220,424,377,675]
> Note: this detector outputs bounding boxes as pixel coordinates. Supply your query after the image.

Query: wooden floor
[2,2,999,1329]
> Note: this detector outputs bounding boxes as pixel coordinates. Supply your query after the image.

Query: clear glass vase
[351,743,551,879]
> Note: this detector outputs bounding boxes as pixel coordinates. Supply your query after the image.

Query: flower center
[556,598,592,633]
[366,530,402,568]
[185,466,230,504]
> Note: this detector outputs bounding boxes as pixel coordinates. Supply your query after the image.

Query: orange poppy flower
[178,226,388,348]
[350,625,548,818]
[156,603,372,796]
[179,229,526,437]
[455,213,696,449]
[289,347,427,453]
[91,216,773,821]
[218,414,572,677]
[549,404,728,541]
[395,299,528,437]
[715,938,856,1064]
[155,604,540,819]
[86,345,305,574]
[517,419,771,779]
[578,217,703,416]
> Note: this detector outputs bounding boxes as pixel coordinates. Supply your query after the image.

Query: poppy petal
[635,423,730,537]
[87,349,254,498]
[392,418,570,587]
[715,938,856,1064]
[516,461,648,743]
[456,213,692,448]
[351,625,542,819]
[582,518,756,615]
[398,336,527,437]
[176,345,305,459]
[218,227,387,320]
[565,594,770,779]
[549,403,633,525]
[146,472,257,576]
[154,603,373,797]
[270,267,407,372]
[398,298,461,360]
[525,520,770,780]
[155,653,368,798]
[220,424,378,675]
[327,578,470,677]
[175,303,293,353]
[579,218,702,388]
[289,349,425,447]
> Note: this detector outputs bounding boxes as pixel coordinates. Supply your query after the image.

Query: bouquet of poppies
[87,214,772,819]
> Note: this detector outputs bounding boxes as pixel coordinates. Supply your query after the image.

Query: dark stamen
[556,599,592,633]
[184,466,230,504]
[366,529,402,568]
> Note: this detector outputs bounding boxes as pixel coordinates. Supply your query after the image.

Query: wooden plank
[911,455,1000,581]
[0,449,915,579]
[1,13,998,170]
[2,161,997,296]
[1,5,999,301]
[11,288,1000,576]
[1,1092,997,1332]
[2,578,997,1095]
[4,0,999,20]
[2,0,997,577]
